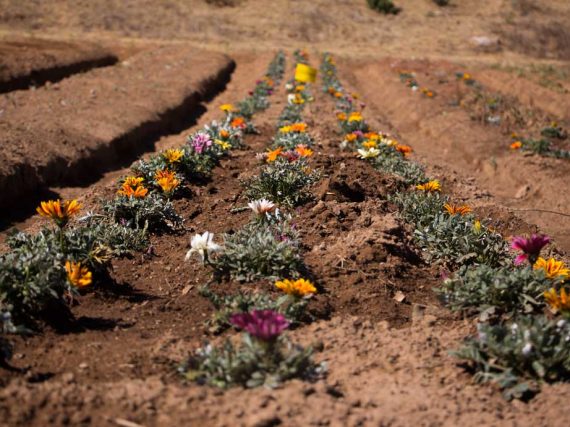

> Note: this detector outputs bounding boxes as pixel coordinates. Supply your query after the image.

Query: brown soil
[0,1,569,426]
[0,38,118,93]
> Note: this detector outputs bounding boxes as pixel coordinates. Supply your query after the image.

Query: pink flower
[230,310,289,341]
[190,132,213,154]
[511,234,551,266]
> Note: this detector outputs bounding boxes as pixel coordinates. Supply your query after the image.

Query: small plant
[389,190,447,229]
[437,265,554,317]
[210,221,305,282]
[179,310,325,388]
[103,191,182,231]
[454,315,570,400]
[244,158,320,208]
[367,0,400,14]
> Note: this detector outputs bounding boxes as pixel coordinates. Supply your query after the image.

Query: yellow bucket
[294,63,317,83]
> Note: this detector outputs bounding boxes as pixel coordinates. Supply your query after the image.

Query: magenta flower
[230,310,289,341]
[511,234,551,265]
[190,132,213,154]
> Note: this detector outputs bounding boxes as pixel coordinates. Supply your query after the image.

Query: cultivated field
[0,1,569,426]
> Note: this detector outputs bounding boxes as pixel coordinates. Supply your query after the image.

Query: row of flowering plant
[180,51,325,388]
[321,52,570,399]
[0,52,287,342]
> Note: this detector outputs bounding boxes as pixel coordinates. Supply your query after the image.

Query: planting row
[0,52,287,361]
[321,53,570,400]
[179,49,327,388]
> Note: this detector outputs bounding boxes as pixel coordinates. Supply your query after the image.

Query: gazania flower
[415,180,441,193]
[345,133,357,143]
[357,148,380,159]
[162,149,184,164]
[364,132,379,140]
[248,199,276,216]
[295,145,313,157]
[334,91,343,98]
[190,132,213,154]
[279,125,292,133]
[214,139,232,150]
[444,203,472,216]
[462,73,472,80]
[396,144,413,156]
[348,112,363,122]
[336,112,347,121]
[382,137,398,147]
[122,176,144,188]
[291,123,307,133]
[295,85,305,92]
[230,310,289,342]
[266,147,283,162]
[219,129,230,139]
[118,183,148,198]
[155,169,180,195]
[275,278,316,297]
[219,104,235,113]
[543,287,570,314]
[510,141,522,150]
[230,117,246,129]
[65,260,92,288]
[473,220,482,234]
[328,86,336,94]
[511,234,551,266]
[37,199,81,227]
[534,257,569,280]
[185,232,222,263]
[362,140,377,149]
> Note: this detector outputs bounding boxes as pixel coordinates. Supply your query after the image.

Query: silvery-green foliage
[278,105,304,127]
[179,333,324,389]
[437,265,554,317]
[211,221,304,282]
[369,149,426,185]
[200,286,310,333]
[272,130,314,150]
[454,315,570,400]
[103,192,182,231]
[244,159,320,208]
[389,191,448,228]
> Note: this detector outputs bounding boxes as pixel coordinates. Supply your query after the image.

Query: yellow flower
[155,169,180,195]
[543,287,570,313]
[534,257,569,280]
[345,133,357,143]
[37,199,81,227]
[275,278,317,297]
[510,141,522,150]
[415,180,441,193]
[266,147,283,162]
[162,149,184,164]
[65,261,92,288]
[279,125,293,133]
[215,139,232,150]
[462,73,472,80]
[364,132,379,141]
[363,140,377,149]
[295,145,313,157]
[444,203,472,216]
[219,104,235,113]
[295,85,306,92]
[348,112,362,122]
[473,220,482,234]
[123,176,144,188]
[292,94,305,104]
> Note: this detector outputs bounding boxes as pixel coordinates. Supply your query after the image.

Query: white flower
[185,232,222,262]
[285,83,294,91]
[357,148,380,159]
[287,94,296,105]
[248,199,276,216]
[521,342,533,356]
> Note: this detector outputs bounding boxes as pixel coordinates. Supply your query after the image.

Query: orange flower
[219,129,230,139]
[363,140,377,149]
[543,287,570,314]
[364,132,379,140]
[328,87,336,94]
[37,199,81,227]
[510,141,522,150]
[295,145,313,157]
[266,147,283,162]
[118,176,148,198]
[395,144,413,156]
[275,278,316,297]
[295,85,306,92]
[334,91,343,98]
[155,169,180,195]
[65,260,92,288]
[345,133,357,142]
[336,112,347,121]
[230,117,246,129]
[123,176,144,188]
[444,203,472,216]
[290,123,308,133]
